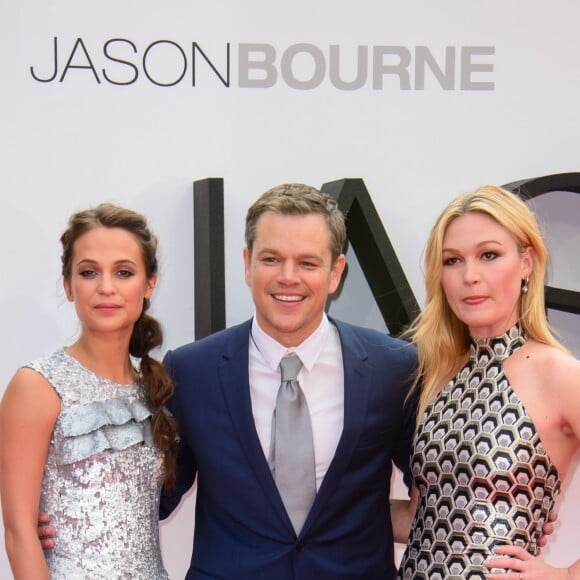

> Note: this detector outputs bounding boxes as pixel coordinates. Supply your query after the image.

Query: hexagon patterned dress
[398,324,561,579]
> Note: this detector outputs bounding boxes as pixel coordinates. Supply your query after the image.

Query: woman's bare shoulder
[523,341,580,400]
[2,367,60,415]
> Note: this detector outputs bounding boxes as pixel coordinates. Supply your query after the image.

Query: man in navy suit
[160,183,418,579]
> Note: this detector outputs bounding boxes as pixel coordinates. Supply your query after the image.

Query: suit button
[295,540,305,552]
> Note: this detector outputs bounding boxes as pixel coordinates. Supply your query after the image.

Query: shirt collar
[250,314,331,372]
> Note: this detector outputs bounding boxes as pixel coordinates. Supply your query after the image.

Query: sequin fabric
[27,349,168,579]
[398,325,561,579]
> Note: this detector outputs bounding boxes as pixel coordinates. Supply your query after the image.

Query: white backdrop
[1,1,579,577]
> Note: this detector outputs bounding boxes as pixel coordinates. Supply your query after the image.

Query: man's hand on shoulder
[536,510,558,554]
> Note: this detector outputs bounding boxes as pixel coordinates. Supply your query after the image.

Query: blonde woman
[398,185,580,579]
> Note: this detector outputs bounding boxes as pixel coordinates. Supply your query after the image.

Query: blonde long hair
[407,184,566,421]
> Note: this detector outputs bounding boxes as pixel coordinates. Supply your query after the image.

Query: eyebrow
[442,239,505,252]
[256,248,324,261]
[75,258,138,266]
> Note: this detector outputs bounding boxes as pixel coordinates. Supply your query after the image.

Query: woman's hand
[486,545,571,580]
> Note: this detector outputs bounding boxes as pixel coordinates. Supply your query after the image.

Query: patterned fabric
[398,325,561,579]
[27,349,168,579]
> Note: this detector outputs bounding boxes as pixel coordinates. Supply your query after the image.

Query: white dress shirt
[248,314,344,491]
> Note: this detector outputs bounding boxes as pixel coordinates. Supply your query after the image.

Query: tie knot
[280,353,303,382]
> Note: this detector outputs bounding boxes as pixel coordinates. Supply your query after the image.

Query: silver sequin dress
[398,325,561,579]
[27,349,168,579]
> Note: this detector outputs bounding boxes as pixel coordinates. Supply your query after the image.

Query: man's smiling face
[243,211,345,347]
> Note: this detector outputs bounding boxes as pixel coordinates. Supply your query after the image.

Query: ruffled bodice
[27,349,168,579]
[398,325,561,579]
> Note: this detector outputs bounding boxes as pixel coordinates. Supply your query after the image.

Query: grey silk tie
[270,353,316,534]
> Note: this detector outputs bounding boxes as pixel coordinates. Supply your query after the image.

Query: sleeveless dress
[398,325,561,579]
[27,349,168,579]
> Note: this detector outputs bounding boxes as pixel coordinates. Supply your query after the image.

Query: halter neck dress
[398,325,561,579]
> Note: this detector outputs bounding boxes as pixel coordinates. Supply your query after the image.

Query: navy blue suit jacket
[160,318,417,579]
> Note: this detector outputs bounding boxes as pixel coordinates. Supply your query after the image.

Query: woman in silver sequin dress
[0,204,178,579]
[395,185,580,579]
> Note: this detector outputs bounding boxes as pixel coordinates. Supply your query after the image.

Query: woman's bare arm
[0,368,60,579]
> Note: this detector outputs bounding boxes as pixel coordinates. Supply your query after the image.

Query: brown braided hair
[60,203,177,487]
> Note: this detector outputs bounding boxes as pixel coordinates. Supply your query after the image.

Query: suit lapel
[303,320,372,530]
[218,320,293,531]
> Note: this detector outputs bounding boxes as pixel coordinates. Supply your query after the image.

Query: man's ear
[329,254,347,295]
[243,247,252,287]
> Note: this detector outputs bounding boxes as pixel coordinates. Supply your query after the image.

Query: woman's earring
[521,276,529,294]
